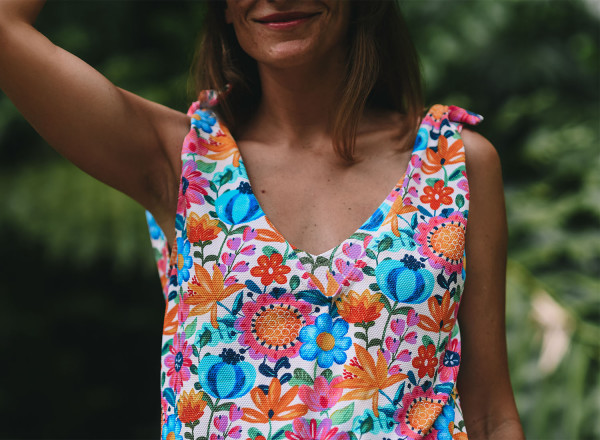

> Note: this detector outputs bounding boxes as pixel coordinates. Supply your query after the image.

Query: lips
[254,11,321,24]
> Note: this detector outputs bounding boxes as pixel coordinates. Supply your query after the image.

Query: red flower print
[250,253,291,285]
[412,344,438,378]
[420,180,454,210]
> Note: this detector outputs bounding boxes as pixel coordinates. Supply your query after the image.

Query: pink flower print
[178,301,190,323]
[209,434,223,440]
[163,332,193,393]
[411,155,422,168]
[387,189,400,202]
[298,376,344,412]
[217,264,227,276]
[229,405,243,422]
[389,365,402,375]
[334,259,364,283]
[286,418,349,440]
[221,253,235,266]
[182,126,209,155]
[413,172,421,184]
[439,338,461,382]
[405,331,417,344]
[385,336,401,353]
[227,426,242,439]
[391,318,405,335]
[243,226,257,241]
[458,177,470,200]
[213,415,228,432]
[239,244,256,256]
[407,309,420,327]
[224,275,238,287]
[232,261,249,272]
[297,261,306,271]
[363,235,373,248]
[177,160,209,214]
[408,186,418,197]
[397,349,411,362]
[227,237,242,251]
[342,242,364,259]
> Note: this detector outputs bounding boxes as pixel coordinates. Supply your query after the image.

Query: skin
[0,0,525,437]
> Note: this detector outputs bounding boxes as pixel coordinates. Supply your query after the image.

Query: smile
[254,11,321,30]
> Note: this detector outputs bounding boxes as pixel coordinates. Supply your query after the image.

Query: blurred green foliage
[0,1,597,438]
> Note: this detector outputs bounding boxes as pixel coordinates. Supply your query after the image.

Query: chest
[236,140,412,256]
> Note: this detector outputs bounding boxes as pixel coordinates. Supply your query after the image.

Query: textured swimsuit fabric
[147,93,483,440]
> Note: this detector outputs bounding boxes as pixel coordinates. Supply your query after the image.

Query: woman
[0,0,524,439]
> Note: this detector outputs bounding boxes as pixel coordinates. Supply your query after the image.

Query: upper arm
[0,21,189,218]
[457,129,524,438]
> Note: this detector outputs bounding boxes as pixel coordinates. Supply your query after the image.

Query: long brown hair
[190,0,423,163]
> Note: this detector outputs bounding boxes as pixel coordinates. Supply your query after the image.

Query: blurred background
[0,1,598,438]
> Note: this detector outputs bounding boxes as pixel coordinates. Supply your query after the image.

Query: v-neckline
[225,116,424,260]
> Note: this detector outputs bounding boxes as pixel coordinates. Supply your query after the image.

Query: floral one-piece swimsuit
[147,90,483,440]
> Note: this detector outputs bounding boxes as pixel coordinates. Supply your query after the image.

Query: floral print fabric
[147,93,483,440]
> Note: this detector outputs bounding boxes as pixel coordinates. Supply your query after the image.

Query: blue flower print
[362,205,391,231]
[176,237,193,285]
[191,109,217,133]
[299,314,352,368]
[352,406,396,435]
[196,314,239,347]
[370,230,416,253]
[413,126,429,152]
[213,163,244,186]
[162,414,183,440]
[145,211,164,240]
[432,403,456,440]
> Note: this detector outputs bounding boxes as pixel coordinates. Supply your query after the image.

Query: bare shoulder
[461,128,501,171]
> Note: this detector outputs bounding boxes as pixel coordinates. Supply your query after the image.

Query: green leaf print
[262,245,279,258]
[456,193,465,209]
[204,195,215,205]
[161,338,173,356]
[248,427,264,439]
[422,334,435,348]
[378,235,393,252]
[290,274,300,290]
[330,402,355,425]
[321,368,333,382]
[448,166,466,181]
[426,177,440,187]
[184,318,197,339]
[288,368,314,386]
[197,329,212,349]
[272,424,293,440]
[195,160,216,173]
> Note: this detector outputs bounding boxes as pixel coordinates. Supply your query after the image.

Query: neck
[247,51,346,149]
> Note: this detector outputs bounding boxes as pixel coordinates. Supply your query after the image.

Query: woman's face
[224,0,351,69]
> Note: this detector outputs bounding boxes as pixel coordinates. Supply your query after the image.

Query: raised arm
[0,0,189,241]
[457,129,525,439]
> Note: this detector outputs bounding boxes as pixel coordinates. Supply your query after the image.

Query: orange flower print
[184,263,245,328]
[334,344,407,417]
[418,290,457,333]
[162,303,178,336]
[250,253,291,286]
[383,193,418,237]
[412,344,438,378]
[187,212,221,243]
[420,180,454,211]
[422,135,465,175]
[241,378,308,423]
[203,125,241,167]
[337,289,385,323]
[177,389,207,423]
